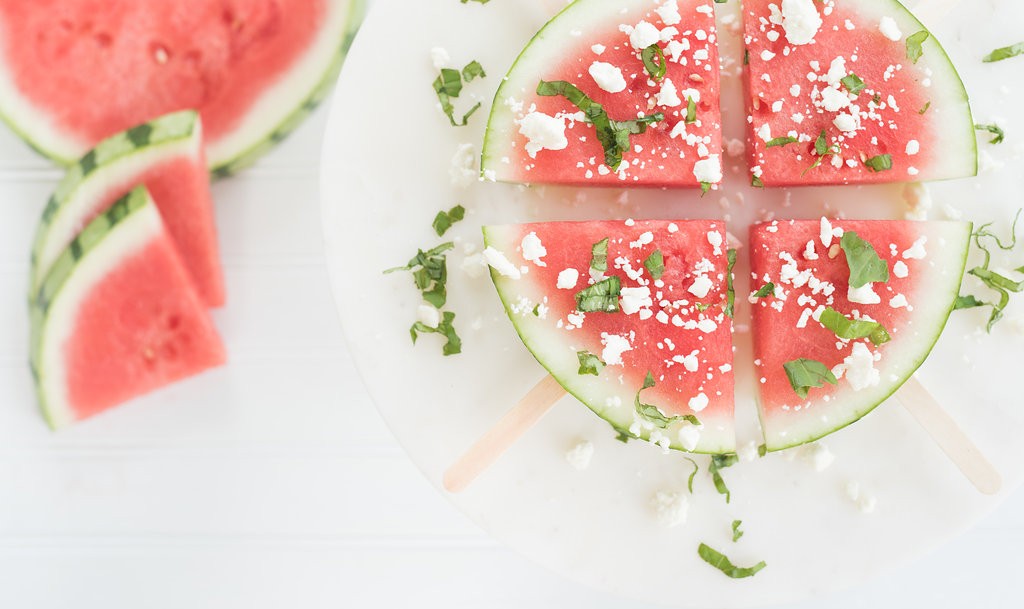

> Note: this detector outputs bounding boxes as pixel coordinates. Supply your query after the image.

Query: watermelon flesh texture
[484,220,735,454]
[749,219,971,451]
[482,0,724,189]
[742,0,976,186]
[0,0,365,173]
[30,111,225,307]
[32,187,225,429]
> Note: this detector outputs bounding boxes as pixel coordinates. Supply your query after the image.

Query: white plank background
[0,101,1022,608]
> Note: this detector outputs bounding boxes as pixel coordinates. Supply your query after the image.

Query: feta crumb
[655,78,683,107]
[630,21,661,49]
[620,286,653,315]
[835,342,881,391]
[905,139,920,156]
[893,260,909,278]
[602,333,633,366]
[780,0,823,45]
[902,237,927,260]
[591,43,606,55]
[520,232,547,267]
[802,443,835,472]
[693,154,723,184]
[688,275,714,298]
[737,441,760,462]
[449,143,477,187]
[820,217,834,247]
[879,16,902,41]
[519,112,568,158]
[589,61,627,94]
[656,0,682,26]
[688,392,709,412]
[430,47,450,69]
[678,423,701,452]
[557,268,579,289]
[482,247,521,279]
[848,283,881,305]
[889,294,909,308]
[565,441,594,471]
[417,304,440,329]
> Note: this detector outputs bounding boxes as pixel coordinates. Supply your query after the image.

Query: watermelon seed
[152,44,169,65]
[688,74,704,84]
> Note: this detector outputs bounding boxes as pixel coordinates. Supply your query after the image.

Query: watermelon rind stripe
[483,225,736,455]
[28,110,201,300]
[758,222,974,452]
[30,186,158,430]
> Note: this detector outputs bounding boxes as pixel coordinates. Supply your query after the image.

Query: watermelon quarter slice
[482,0,724,189]
[30,187,226,429]
[484,220,735,453]
[0,0,367,175]
[749,218,971,451]
[742,0,976,186]
[30,110,225,307]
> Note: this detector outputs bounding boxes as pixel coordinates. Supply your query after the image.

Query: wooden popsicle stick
[443,375,568,493]
[896,376,1002,495]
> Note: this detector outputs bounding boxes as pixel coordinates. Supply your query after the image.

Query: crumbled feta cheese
[591,43,606,55]
[557,268,579,289]
[890,294,909,308]
[430,47,450,69]
[518,112,567,158]
[693,155,723,184]
[737,441,760,462]
[879,16,902,41]
[820,86,852,112]
[688,392,709,412]
[820,217,834,247]
[833,112,859,132]
[620,286,653,315]
[520,232,547,267]
[893,260,909,278]
[588,61,627,93]
[565,441,594,471]
[688,275,714,298]
[601,333,633,366]
[707,230,723,254]
[652,490,688,528]
[417,304,440,329]
[848,283,881,305]
[835,342,881,391]
[655,78,683,107]
[678,423,701,452]
[630,20,661,49]
[482,247,521,279]
[802,443,835,472]
[902,237,927,260]
[656,0,682,26]
[905,139,920,156]
[780,0,823,45]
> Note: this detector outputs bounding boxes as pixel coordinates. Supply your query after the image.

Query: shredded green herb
[752,283,776,298]
[575,276,622,313]
[590,237,610,273]
[641,44,667,81]
[634,372,699,430]
[983,42,1024,63]
[410,311,462,356]
[709,453,738,503]
[783,358,838,399]
[751,174,765,188]
[725,249,738,319]
[841,231,890,288]
[906,30,930,64]
[975,123,1006,145]
[732,520,744,542]
[864,154,893,172]
[644,249,665,280]
[577,350,605,376]
[956,211,1023,331]
[698,544,766,579]
[819,307,891,346]
[840,73,866,96]
[766,136,799,148]
[432,205,465,236]
[385,242,455,309]
[432,61,486,126]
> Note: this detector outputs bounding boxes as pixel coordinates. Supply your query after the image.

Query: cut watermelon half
[484,220,735,454]
[30,186,226,429]
[30,110,225,307]
[482,0,724,189]
[749,218,971,451]
[742,0,976,186]
[0,0,367,175]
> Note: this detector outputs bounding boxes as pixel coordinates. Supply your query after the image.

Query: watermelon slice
[0,0,367,175]
[741,0,976,186]
[482,0,724,189]
[483,220,735,454]
[749,218,971,451]
[30,187,226,429]
[30,110,225,307]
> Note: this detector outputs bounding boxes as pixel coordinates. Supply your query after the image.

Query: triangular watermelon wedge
[30,110,225,308]
[484,220,735,454]
[482,0,724,189]
[30,186,226,429]
[749,218,971,451]
[0,0,367,175]
[741,0,976,186]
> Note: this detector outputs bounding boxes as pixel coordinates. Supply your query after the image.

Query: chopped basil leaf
[385,242,455,308]
[819,307,891,346]
[698,544,766,579]
[864,154,893,172]
[641,44,667,81]
[814,129,829,156]
[752,282,776,298]
[970,267,1024,293]
[919,101,931,115]
[954,294,988,310]
[644,249,665,280]
[575,276,622,313]
[804,130,840,175]
[615,429,636,443]
[714,0,727,3]
[757,444,768,457]
[531,303,541,317]
[783,358,838,399]
[536,80,662,170]
[410,311,462,356]
[840,73,866,95]
[709,453,738,503]
[841,231,890,288]
[732,520,744,542]
[590,237,610,272]
[685,96,697,124]
[751,174,765,188]
[433,61,486,127]
[906,30,929,64]
[685,457,699,493]
[725,248,738,319]
[577,350,605,376]
[634,371,696,430]
[958,211,1023,331]
[975,123,1006,145]
[983,42,1024,63]
[700,181,713,196]
[766,136,799,148]
[432,205,466,236]
[872,92,882,105]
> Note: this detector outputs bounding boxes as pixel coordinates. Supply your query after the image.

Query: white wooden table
[0,102,1020,608]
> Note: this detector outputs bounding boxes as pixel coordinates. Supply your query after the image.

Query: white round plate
[321,1,1024,606]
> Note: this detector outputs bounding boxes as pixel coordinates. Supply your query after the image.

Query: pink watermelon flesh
[0,0,326,151]
[488,0,723,188]
[486,220,734,452]
[65,230,226,421]
[749,219,969,449]
[742,0,974,186]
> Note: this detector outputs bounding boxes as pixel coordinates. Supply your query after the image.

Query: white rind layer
[759,222,973,451]
[484,225,735,455]
[36,193,163,430]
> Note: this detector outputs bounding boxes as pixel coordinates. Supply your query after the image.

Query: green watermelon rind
[29,186,157,430]
[483,225,736,455]
[28,110,201,301]
[757,222,974,452]
[0,0,367,176]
